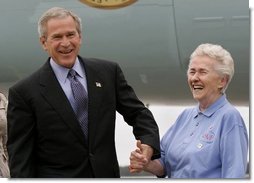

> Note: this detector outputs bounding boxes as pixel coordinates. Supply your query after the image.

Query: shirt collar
[50,57,84,84]
[194,94,228,118]
[71,58,85,79]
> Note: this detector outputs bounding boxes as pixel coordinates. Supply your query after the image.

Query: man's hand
[129,140,153,173]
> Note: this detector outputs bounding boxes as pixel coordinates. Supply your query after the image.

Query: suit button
[89,153,94,158]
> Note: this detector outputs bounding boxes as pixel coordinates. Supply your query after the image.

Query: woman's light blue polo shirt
[159,95,248,178]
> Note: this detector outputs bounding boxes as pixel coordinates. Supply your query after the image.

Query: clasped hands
[129,140,153,173]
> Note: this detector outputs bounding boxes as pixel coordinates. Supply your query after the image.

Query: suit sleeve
[7,87,36,177]
[115,64,161,159]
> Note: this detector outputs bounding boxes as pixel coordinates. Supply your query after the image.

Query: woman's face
[187,55,226,108]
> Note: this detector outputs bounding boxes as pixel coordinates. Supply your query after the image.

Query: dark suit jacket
[7,56,160,178]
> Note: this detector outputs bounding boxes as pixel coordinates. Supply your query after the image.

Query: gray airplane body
[0,0,249,105]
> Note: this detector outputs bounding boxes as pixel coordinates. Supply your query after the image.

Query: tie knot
[69,69,77,78]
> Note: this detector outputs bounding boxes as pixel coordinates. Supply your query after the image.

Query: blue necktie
[68,69,88,140]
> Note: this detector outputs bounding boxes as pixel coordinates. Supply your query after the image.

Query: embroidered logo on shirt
[200,130,215,143]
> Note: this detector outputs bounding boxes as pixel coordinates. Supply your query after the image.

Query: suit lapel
[38,61,87,145]
[80,58,103,147]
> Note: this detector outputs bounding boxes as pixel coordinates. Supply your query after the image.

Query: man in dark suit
[7,7,160,178]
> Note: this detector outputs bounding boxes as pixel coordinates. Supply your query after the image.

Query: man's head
[38,7,82,68]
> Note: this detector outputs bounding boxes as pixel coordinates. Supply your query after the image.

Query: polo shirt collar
[194,94,228,118]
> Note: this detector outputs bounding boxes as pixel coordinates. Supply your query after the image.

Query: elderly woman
[129,43,248,178]
[0,92,10,177]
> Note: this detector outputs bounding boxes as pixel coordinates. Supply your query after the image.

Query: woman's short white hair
[189,43,234,93]
[38,7,82,38]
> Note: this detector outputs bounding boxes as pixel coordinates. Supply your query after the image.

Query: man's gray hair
[38,7,82,37]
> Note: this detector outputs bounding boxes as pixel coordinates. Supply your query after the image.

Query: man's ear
[79,33,82,45]
[39,36,47,51]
